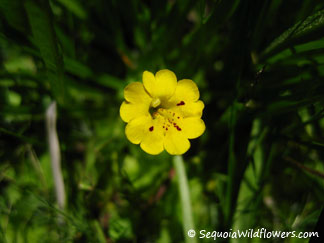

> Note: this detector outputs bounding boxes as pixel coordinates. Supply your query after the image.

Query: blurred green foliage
[1,0,324,242]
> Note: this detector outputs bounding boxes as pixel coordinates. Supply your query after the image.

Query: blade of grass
[173,155,197,243]
[261,9,324,61]
[232,119,267,242]
[0,127,42,146]
[223,102,237,228]
[56,0,87,19]
[46,102,66,211]
[25,0,66,104]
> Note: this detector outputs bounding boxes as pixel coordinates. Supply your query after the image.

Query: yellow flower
[120,69,205,155]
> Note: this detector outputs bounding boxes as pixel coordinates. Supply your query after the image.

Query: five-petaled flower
[120,69,205,155]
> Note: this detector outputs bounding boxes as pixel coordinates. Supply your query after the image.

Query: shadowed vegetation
[0,0,323,242]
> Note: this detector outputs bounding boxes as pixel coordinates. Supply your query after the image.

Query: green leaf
[261,9,324,61]
[24,0,66,104]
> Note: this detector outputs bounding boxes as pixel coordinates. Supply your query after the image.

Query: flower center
[153,108,182,132]
[148,98,183,133]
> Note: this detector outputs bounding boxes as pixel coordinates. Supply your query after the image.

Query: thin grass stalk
[173,155,197,243]
[46,101,66,211]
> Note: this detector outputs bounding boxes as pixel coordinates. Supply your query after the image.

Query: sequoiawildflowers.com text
[186,228,319,240]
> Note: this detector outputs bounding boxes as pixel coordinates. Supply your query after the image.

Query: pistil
[151,97,161,108]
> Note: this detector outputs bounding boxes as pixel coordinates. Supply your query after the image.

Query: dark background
[0,0,324,242]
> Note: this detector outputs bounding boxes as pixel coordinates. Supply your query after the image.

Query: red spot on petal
[177,117,180,119]
[149,126,154,131]
[177,101,185,106]
[166,128,168,130]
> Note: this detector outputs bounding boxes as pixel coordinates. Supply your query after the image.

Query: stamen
[151,97,161,108]
[157,108,183,133]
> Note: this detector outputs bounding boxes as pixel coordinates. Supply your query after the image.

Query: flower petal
[175,79,200,102]
[169,100,205,118]
[140,117,165,155]
[155,69,177,98]
[181,117,205,139]
[140,134,164,155]
[164,131,190,155]
[125,115,151,144]
[143,69,177,100]
[124,82,151,103]
[120,101,150,122]
[142,71,155,97]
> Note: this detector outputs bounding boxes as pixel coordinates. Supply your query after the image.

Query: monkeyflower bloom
[120,69,205,155]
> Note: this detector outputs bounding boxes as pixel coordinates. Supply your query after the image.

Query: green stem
[173,155,197,243]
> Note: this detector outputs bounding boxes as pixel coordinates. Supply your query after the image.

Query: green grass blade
[261,9,324,60]
[173,155,197,243]
[24,0,66,104]
[56,0,87,19]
